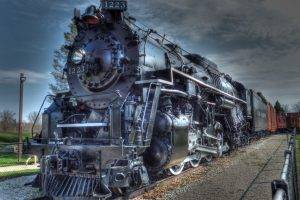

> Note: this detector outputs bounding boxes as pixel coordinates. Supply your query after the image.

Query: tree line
[274,100,300,113]
[0,110,41,133]
[0,101,299,133]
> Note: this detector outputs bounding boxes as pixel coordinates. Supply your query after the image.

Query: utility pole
[18,73,26,162]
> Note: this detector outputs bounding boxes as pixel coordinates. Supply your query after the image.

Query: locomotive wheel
[190,159,201,168]
[111,187,126,196]
[189,153,202,168]
[205,155,213,162]
[169,164,184,175]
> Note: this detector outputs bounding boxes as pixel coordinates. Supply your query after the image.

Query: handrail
[31,94,55,138]
[171,68,247,104]
[272,128,298,200]
[141,83,153,135]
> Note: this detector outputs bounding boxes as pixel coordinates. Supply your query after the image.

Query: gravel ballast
[0,175,42,200]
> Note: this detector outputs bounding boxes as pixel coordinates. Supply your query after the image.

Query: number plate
[68,65,86,75]
[102,0,127,11]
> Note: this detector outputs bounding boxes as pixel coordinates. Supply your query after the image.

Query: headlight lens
[71,49,85,64]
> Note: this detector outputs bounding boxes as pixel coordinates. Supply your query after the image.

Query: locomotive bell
[82,5,100,25]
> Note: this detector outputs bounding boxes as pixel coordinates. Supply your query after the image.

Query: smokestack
[100,0,127,22]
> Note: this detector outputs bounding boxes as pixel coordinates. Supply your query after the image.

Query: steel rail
[135,68,247,104]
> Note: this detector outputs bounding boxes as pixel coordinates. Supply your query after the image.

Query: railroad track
[114,165,209,200]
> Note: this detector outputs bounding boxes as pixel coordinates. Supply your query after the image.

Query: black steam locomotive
[29,1,268,199]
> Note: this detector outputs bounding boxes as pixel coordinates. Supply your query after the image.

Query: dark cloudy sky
[0,0,299,119]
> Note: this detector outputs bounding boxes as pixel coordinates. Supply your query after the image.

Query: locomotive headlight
[71,49,86,64]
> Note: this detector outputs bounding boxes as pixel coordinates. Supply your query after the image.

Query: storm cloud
[128,0,300,105]
[0,0,299,118]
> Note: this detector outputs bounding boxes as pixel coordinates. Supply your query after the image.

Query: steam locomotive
[29,1,273,199]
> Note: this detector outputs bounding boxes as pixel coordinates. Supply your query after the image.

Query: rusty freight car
[276,113,287,131]
[287,113,300,129]
[267,103,277,133]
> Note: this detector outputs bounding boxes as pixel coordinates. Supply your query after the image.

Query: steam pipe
[161,88,188,97]
[171,68,247,104]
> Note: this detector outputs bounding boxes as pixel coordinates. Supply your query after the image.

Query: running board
[196,144,230,155]
[196,145,218,154]
[57,123,108,128]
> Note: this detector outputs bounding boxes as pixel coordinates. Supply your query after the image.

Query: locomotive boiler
[29,1,249,199]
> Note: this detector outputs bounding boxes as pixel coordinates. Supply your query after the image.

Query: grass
[0,131,36,161]
[0,132,39,180]
[296,133,300,166]
[0,169,39,180]
[0,131,31,143]
[0,131,35,167]
[0,153,34,167]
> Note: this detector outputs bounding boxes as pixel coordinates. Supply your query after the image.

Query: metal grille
[272,128,299,200]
